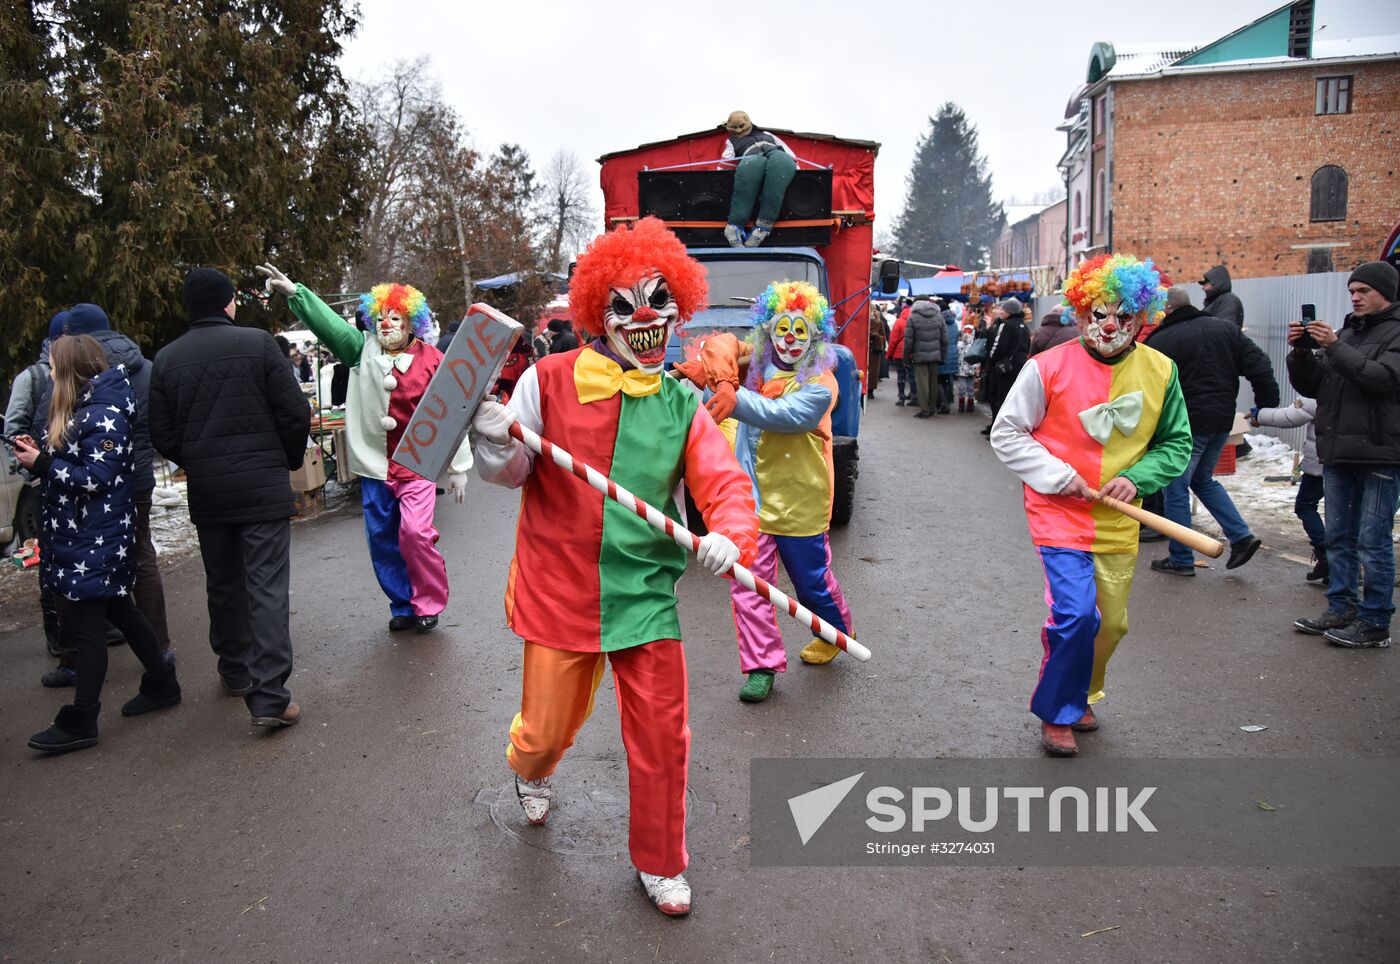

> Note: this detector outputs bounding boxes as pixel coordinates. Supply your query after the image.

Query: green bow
[1078,391,1144,445]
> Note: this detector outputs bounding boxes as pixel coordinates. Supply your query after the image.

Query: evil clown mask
[360,283,431,355]
[1079,302,1141,357]
[604,272,678,373]
[1061,253,1168,360]
[770,312,812,366]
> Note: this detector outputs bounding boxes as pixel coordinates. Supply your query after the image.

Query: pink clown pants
[729,531,853,673]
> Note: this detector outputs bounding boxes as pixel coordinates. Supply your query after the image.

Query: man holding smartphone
[1288,261,1400,649]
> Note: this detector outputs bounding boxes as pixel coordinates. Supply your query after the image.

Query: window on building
[1095,171,1106,234]
[1074,191,1082,228]
[1309,165,1348,221]
[1306,248,1334,273]
[1093,96,1105,137]
[1315,76,1352,115]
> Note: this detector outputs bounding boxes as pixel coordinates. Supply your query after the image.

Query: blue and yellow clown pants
[1032,547,1137,725]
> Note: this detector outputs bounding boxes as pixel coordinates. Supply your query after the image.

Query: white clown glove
[256,263,296,298]
[695,531,740,576]
[472,399,517,446]
[447,472,469,504]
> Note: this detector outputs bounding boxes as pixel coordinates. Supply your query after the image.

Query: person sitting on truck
[720,111,797,249]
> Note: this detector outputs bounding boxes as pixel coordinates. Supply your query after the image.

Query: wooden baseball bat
[1089,488,1225,558]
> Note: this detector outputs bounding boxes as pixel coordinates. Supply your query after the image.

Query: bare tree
[537,150,598,273]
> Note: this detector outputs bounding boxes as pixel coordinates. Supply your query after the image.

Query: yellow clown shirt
[731,364,839,537]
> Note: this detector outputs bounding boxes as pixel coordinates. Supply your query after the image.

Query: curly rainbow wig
[745,280,837,388]
[360,283,433,340]
[569,217,708,337]
[1062,253,1170,323]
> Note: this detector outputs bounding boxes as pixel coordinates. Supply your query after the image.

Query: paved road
[2,396,1397,963]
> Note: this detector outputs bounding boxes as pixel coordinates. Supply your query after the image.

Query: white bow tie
[374,352,414,375]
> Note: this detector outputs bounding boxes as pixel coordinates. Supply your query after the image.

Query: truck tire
[830,436,858,526]
[14,482,41,543]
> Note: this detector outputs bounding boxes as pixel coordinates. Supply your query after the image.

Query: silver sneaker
[638,870,691,916]
[515,774,552,825]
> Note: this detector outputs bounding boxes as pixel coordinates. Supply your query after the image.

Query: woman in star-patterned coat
[13,335,181,754]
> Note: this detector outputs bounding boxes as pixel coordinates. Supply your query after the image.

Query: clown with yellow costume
[991,254,1191,756]
[687,281,855,703]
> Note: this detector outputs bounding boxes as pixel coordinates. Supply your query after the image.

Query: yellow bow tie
[574,347,662,404]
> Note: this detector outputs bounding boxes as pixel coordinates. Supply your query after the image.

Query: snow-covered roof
[1105,45,1200,78]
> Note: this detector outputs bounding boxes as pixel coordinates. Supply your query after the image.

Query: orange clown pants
[507,639,690,878]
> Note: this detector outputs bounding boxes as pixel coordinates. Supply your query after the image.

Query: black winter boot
[121,670,182,717]
[1306,546,1329,585]
[29,703,100,754]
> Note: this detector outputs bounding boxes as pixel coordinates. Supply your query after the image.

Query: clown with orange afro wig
[989,252,1191,757]
[257,262,473,635]
[468,217,758,917]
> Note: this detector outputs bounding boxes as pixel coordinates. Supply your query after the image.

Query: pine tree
[0,0,369,383]
[892,103,1005,273]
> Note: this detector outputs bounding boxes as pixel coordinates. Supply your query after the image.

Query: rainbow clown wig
[745,280,837,388]
[1062,253,1170,324]
[360,283,433,340]
[569,216,708,337]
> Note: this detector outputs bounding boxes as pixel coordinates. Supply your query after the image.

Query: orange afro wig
[569,216,708,337]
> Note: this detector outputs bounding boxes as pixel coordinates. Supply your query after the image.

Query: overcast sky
[340,0,1391,241]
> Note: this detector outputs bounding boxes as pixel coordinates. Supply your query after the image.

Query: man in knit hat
[150,267,310,728]
[1289,261,1400,649]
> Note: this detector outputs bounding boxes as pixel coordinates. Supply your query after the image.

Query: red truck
[596,127,891,524]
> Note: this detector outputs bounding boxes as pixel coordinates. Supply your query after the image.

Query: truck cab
[598,126,879,525]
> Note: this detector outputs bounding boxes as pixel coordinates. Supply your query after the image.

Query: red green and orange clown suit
[990,336,1191,724]
[474,345,758,877]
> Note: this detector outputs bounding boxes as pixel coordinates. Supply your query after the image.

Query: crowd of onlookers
[3,259,1397,756]
[868,260,1400,649]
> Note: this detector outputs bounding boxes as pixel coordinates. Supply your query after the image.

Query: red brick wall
[1109,60,1400,280]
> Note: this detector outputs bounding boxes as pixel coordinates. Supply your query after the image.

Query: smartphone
[1295,304,1318,350]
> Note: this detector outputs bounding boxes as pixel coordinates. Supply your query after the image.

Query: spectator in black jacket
[149,268,310,728]
[1288,261,1400,649]
[982,299,1029,434]
[1201,265,1244,329]
[547,318,579,354]
[1146,286,1279,576]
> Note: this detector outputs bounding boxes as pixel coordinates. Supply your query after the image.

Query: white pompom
[382,375,398,390]
[380,415,397,431]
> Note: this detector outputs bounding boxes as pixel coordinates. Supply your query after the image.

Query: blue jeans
[1323,465,1399,628]
[895,359,914,401]
[1295,473,1325,548]
[1164,431,1253,565]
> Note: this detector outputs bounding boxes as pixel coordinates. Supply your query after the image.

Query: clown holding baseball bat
[991,253,1193,757]
[470,218,778,917]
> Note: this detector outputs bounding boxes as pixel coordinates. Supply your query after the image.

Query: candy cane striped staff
[506,420,872,662]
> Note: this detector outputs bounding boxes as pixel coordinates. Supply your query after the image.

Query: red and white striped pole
[507,420,871,662]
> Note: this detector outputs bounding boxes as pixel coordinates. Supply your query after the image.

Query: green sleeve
[1121,364,1192,497]
[286,284,365,366]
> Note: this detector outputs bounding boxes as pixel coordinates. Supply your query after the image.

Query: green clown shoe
[739,669,775,703]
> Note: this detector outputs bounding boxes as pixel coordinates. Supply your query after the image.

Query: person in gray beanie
[1288,260,1400,649]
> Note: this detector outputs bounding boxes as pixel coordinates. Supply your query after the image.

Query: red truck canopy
[597,127,879,369]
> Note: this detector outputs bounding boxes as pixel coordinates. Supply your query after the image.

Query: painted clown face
[1080,301,1140,357]
[770,312,812,366]
[376,308,412,352]
[605,272,677,373]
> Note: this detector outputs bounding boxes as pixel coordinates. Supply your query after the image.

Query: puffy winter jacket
[1287,301,1400,467]
[988,314,1029,372]
[887,315,907,360]
[1202,265,1245,329]
[904,302,948,364]
[938,314,960,374]
[1254,397,1319,476]
[150,315,310,526]
[1030,320,1080,355]
[3,341,53,474]
[35,366,138,599]
[1144,305,1279,434]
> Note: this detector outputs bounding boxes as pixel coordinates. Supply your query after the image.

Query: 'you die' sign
[392,303,523,482]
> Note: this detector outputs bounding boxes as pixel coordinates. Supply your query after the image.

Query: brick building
[1059,0,1400,280]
